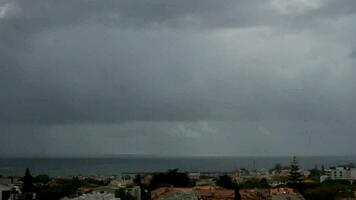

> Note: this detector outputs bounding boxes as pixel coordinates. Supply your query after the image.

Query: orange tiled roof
[270,187,298,195]
[151,186,235,200]
[151,187,195,200]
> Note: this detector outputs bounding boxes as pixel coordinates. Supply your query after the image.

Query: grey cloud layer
[1,0,356,124]
[1,0,356,156]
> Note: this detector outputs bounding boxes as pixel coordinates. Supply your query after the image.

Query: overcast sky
[1,0,356,157]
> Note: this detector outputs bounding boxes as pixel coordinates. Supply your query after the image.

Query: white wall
[0,184,11,200]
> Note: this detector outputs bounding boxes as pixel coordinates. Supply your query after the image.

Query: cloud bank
[1,0,356,156]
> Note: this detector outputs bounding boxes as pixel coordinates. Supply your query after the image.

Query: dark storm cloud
[1,0,356,125]
[1,0,356,157]
[2,0,356,30]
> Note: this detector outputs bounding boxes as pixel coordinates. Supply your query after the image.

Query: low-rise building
[151,187,196,200]
[61,192,119,200]
[320,175,330,183]
[239,189,269,200]
[119,186,141,200]
[329,167,356,180]
[162,192,198,200]
[0,183,22,200]
[94,185,141,200]
[151,186,235,200]
[188,173,201,180]
[270,187,305,200]
[195,186,235,200]
[0,184,11,200]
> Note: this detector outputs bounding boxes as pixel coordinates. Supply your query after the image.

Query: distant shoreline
[1,156,356,176]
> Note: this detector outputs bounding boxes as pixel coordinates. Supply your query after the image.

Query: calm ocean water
[1,156,356,176]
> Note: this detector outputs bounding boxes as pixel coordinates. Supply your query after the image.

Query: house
[61,192,120,200]
[0,184,11,200]
[195,186,235,200]
[329,167,356,180]
[117,186,141,200]
[239,189,269,200]
[160,192,198,200]
[320,175,330,183]
[109,176,134,188]
[270,187,304,200]
[94,185,141,200]
[151,186,235,200]
[188,173,201,180]
[151,187,196,200]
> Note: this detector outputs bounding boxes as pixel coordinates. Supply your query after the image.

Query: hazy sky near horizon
[1,0,356,156]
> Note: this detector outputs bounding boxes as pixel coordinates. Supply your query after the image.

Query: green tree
[149,169,191,189]
[21,168,34,200]
[216,175,241,200]
[33,174,50,183]
[273,163,283,174]
[288,156,304,185]
[234,186,241,200]
[301,180,354,200]
[216,174,236,189]
[321,164,325,173]
[240,178,270,189]
[34,177,83,200]
[133,174,142,186]
[115,188,136,200]
[309,168,322,182]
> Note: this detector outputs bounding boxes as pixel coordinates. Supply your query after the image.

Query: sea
[1,156,356,177]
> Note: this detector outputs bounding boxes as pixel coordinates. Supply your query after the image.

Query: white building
[123,186,141,200]
[329,167,356,180]
[270,188,305,200]
[61,192,119,200]
[0,184,11,200]
[188,173,200,180]
[109,177,133,188]
[320,175,329,183]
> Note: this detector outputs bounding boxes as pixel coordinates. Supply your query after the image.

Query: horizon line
[1,154,356,159]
